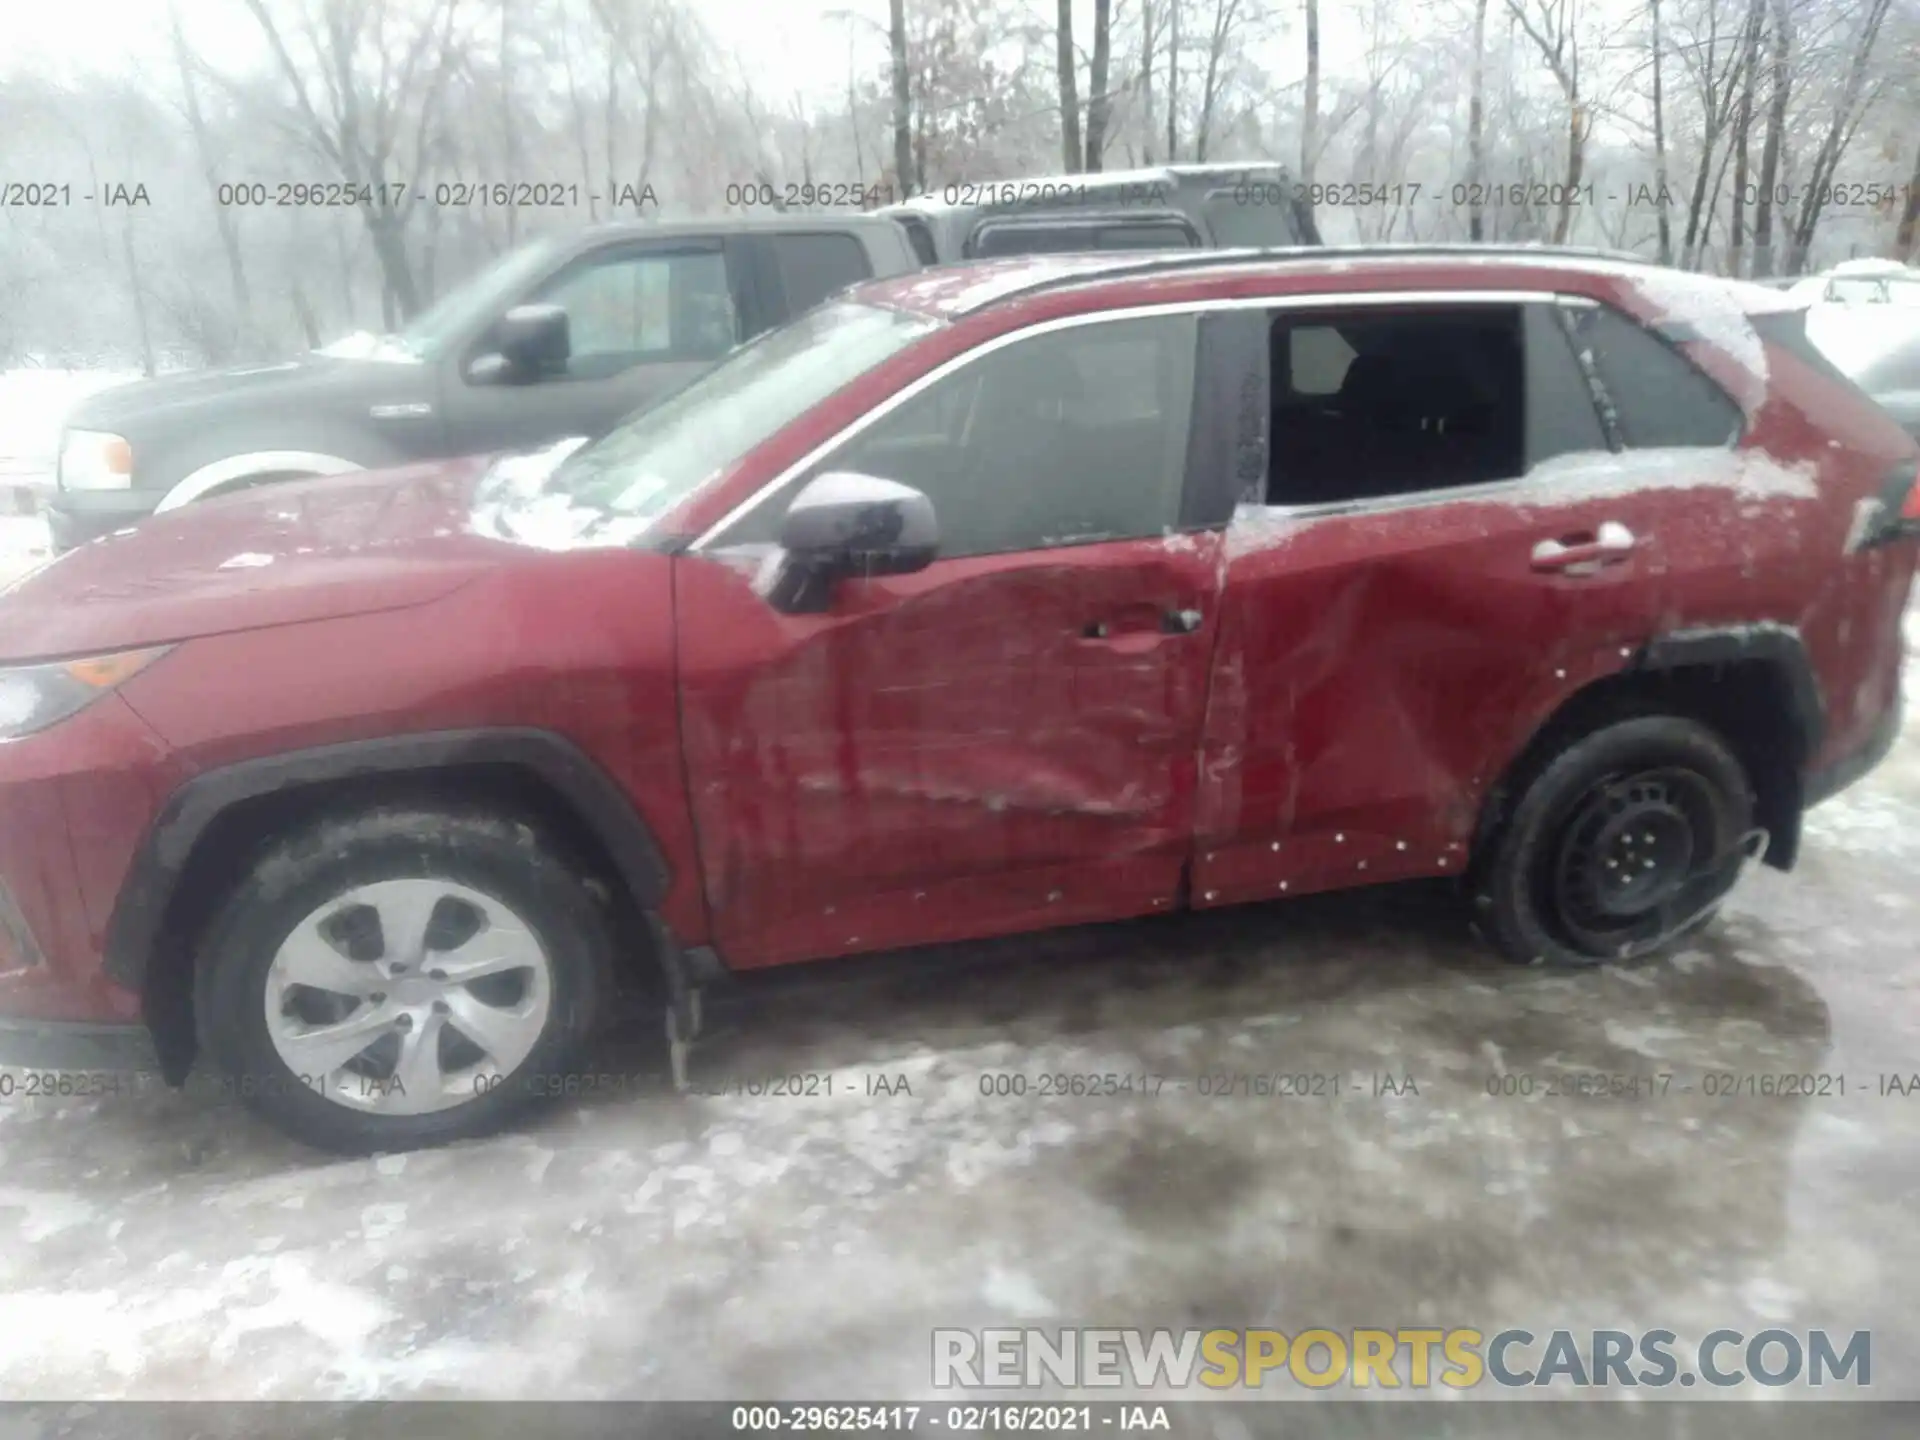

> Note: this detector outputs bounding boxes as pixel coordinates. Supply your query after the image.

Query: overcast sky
[4,0,1359,111]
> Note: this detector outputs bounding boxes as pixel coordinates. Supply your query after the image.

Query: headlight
[0,646,171,741]
[58,430,134,490]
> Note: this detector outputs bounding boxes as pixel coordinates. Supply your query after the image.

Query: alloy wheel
[262,877,553,1114]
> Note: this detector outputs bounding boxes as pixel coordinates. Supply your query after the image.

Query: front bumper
[46,488,162,552]
[0,695,180,1048]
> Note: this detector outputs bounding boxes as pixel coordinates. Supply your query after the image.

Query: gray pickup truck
[48,214,920,550]
[49,164,1315,550]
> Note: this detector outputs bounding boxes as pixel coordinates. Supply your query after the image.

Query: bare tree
[1784,0,1895,272]
[1192,0,1246,162]
[1467,0,1488,241]
[1140,0,1158,163]
[1506,0,1589,244]
[1750,0,1792,275]
[890,0,914,192]
[1649,0,1673,263]
[237,0,466,320]
[169,2,257,354]
[1672,0,1760,269]
[1166,0,1181,160]
[1085,0,1114,169]
[1302,0,1321,225]
[1726,0,1766,275]
[1056,0,1083,171]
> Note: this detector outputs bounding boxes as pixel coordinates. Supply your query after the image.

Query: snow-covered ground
[0,367,140,516]
[0,514,51,587]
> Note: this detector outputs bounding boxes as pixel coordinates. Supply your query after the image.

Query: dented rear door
[1191,295,1719,904]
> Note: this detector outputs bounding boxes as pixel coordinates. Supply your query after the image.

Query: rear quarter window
[1565,302,1742,448]
[772,232,873,314]
[895,216,938,266]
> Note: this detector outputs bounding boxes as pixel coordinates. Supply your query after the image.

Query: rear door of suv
[1189,287,1759,906]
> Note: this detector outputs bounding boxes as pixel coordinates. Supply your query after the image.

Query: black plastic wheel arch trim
[102,727,674,992]
[1627,622,1822,871]
[1629,623,1825,757]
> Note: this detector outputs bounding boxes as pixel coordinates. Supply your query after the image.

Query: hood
[66,350,421,432]
[0,456,509,661]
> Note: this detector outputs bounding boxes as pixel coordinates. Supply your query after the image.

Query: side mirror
[761,472,939,614]
[472,303,570,383]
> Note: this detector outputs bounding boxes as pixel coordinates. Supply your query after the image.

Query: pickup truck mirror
[473,303,570,383]
[760,471,939,615]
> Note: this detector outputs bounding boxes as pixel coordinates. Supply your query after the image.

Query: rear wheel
[197,807,610,1153]
[1476,715,1757,967]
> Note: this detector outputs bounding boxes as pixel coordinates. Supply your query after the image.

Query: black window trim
[963,210,1204,260]
[700,306,1206,555]
[461,235,740,384]
[691,289,1574,549]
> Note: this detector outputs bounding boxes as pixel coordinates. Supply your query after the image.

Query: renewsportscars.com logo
[932,1327,1872,1391]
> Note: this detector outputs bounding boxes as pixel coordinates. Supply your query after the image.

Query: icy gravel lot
[2,574,1919,1405]
[0,514,51,587]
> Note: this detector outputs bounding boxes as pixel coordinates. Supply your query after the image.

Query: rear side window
[896,216,938,266]
[1564,303,1741,447]
[1096,221,1200,250]
[772,233,872,314]
[1202,187,1304,248]
[968,219,1198,258]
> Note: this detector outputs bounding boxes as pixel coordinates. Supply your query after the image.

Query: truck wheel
[1475,715,1755,968]
[196,806,610,1153]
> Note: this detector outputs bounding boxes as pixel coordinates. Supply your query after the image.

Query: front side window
[395,234,569,359]
[721,313,1200,558]
[1565,303,1742,448]
[535,248,737,377]
[549,301,939,525]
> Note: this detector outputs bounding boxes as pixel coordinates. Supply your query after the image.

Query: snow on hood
[467,436,656,550]
[314,331,423,364]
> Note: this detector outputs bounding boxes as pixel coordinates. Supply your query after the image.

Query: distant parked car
[1840,331,1920,443]
[2,246,1915,1152]
[878,162,1318,264]
[47,215,923,552]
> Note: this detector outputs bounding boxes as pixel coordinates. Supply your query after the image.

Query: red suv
[2,247,1915,1152]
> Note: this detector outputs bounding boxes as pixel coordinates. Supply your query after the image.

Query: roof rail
[960,241,1679,313]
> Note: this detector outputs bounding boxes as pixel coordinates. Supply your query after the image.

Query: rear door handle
[1532,520,1636,573]
[1162,608,1204,634]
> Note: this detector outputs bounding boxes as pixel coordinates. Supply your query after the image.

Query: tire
[196,806,611,1153]
[1474,715,1756,968]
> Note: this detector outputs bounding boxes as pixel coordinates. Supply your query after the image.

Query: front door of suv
[1190,293,1746,905]
[674,311,1227,969]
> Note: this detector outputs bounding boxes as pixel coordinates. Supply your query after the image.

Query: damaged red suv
[2,247,1916,1152]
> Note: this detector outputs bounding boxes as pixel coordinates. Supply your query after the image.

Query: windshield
[394,233,570,359]
[548,300,940,523]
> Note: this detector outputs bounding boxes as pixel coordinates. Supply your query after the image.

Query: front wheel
[1475,715,1757,967]
[196,807,611,1152]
